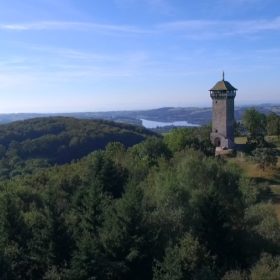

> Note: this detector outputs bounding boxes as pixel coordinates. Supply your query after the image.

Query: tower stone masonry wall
[209,75,237,149]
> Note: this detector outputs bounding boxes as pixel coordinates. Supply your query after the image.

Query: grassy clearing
[231,136,280,220]
[235,136,247,145]
[231,155,280,220]
[235,135,280,147]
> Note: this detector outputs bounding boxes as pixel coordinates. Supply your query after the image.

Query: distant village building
[209,72,237,151]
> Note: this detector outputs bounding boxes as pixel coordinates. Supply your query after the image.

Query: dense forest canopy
[0,117,155,179]
[0,116,279,279]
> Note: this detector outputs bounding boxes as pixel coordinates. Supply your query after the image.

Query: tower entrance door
[214,137,221,147]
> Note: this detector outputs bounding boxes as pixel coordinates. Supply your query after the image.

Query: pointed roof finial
[222,71,225,81]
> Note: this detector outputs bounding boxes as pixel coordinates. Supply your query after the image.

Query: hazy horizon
[1,0,280,113]
[0,102,279,115]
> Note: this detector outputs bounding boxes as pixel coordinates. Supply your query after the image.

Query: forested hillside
[0,123,279,279]
[0,117,155,179]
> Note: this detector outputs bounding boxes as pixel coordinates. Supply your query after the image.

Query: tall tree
[266,112,280,138]
[153,233,216,280]
[242,108,266,145]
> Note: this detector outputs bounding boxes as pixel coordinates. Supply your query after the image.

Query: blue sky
[0,0,280,112]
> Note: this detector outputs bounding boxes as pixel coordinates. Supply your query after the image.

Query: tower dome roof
[209,72,237,91]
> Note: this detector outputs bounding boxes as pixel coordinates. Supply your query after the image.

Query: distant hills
[0,117,155,179]
[0,104,279,126]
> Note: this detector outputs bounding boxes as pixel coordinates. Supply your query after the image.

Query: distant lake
[141,119,200,129]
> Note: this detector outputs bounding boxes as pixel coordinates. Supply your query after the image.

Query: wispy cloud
[0,44,154,88]
[0,21,151,34]
[1,17,280,38]
[158,17,280,37]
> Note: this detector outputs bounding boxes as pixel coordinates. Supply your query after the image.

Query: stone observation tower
[209,72,237,149]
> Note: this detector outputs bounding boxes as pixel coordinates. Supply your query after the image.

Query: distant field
[235,135,280,146]
[235,136,247,145]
